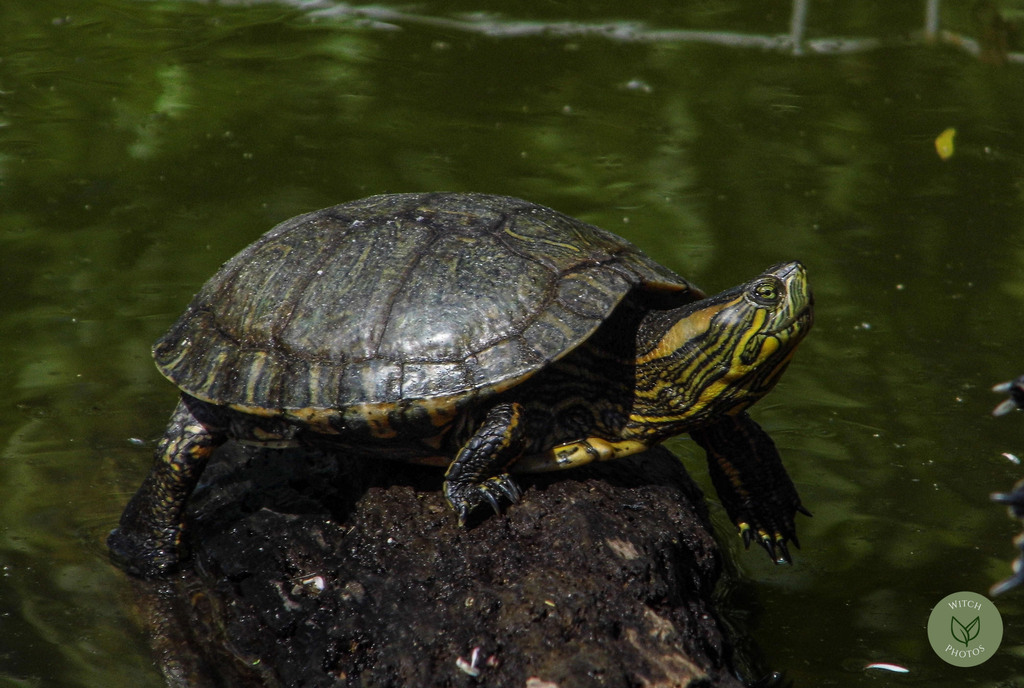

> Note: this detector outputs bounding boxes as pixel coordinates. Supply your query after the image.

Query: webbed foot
[443,401,529,525]
[737,503,811,564]
[444,474,523,526]
[691,412,810,565]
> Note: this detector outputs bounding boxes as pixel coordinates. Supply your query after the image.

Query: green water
[4,1,1024,685]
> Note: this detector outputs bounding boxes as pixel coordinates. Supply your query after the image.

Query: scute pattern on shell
[153,193,695,413]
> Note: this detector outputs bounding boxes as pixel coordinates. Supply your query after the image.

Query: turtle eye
[750,278,783,305]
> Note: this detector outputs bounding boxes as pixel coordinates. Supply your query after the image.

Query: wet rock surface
[129,444,753,687]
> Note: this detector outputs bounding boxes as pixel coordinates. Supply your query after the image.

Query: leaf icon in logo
[951,615,980,646]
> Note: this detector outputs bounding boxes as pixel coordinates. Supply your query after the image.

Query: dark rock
[129,443,754,687]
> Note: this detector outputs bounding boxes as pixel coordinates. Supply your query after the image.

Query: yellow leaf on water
[935,127,956,160]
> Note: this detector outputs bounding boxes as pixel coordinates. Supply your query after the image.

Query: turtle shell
[154,193,700,419]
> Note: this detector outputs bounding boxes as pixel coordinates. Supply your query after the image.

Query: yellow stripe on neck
[636,301,726,365]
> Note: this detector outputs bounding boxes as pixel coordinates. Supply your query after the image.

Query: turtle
[108,192,814,578]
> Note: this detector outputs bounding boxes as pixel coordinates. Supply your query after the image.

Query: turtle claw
[737,522,795,565]
[481,490,503,515]
[754,530,792,565]
[490,475,523,503]
[775,538,792,565]
[732,513,804,564]
[444,474,523,526]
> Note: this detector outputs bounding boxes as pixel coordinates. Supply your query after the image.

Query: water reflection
[4,0,1024,686]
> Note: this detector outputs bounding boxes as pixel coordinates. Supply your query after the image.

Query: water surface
[4,1,1024,685]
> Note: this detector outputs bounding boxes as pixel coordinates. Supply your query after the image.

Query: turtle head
[634,261,813,432]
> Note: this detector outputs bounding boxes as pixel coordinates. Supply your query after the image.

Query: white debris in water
[622,78,652,93]
[864,662,909,673]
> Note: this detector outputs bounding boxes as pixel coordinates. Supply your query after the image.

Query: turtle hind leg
[107,397,225,577]
[443,402,528,525]
[689,411,807,565]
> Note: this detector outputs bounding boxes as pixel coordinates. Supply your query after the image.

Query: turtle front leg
[444,402,528,525]
[689,412,809,564]
[107,397,226,577]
